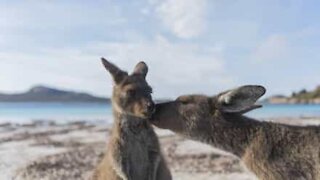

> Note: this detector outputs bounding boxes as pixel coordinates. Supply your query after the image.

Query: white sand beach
[1,117,320,180]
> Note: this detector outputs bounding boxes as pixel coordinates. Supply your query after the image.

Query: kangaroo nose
[147,101,155,112]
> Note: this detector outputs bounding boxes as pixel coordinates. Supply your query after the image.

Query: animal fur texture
[151,85,320,180]
[92,58,171,180]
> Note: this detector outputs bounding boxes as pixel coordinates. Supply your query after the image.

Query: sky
[0,0,320,99]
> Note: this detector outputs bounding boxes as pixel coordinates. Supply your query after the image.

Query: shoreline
[1,117,320,180]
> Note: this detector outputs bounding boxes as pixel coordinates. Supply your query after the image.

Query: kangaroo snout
[142,100,155,117]
[147,101,155,113]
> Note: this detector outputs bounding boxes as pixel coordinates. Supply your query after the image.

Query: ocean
[0,103,320,124]
[0,103,112,124]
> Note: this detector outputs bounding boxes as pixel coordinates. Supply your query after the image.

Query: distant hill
[266,86,320,104]
[0,86,110,103]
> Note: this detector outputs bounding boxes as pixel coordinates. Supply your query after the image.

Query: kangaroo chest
[119,121,158,179]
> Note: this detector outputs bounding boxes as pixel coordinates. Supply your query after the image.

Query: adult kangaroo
[151,85,320,180]
[92,58,171,180]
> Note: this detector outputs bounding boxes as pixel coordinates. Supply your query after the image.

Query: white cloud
[252,35,289,62]
[0,1,126,50]
[0,50,104,95]
[0,36,234,98]
[152,0,207,39]
[92,36,233,98]
[0,0,235,98]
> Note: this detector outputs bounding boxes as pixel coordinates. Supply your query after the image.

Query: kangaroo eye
[179,100,189,105]
[127,90,136,97]
[176,96,190,105]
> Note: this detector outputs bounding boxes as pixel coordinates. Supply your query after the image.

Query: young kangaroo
[151,85,320,180]
[92,58,171,180]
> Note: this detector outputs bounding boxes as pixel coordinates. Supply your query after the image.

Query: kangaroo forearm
[148,151,161,180]
[108,146,130,180]
[112,158,130,180]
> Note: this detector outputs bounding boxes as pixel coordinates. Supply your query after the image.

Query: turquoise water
[0,103,319,123]
[0,103,112,123]
[248,104,320,118]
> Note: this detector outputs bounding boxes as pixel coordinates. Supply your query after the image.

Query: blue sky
[0,0,319,98]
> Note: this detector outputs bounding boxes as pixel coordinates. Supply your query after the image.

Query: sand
[1,117,320,180]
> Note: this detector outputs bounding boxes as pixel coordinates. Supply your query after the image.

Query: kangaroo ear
[101,58,128,84]
[217,85,266,114]
[132,61,148,78]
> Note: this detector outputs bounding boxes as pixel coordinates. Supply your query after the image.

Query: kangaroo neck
[112,108,149,131]
[187,114,266,157]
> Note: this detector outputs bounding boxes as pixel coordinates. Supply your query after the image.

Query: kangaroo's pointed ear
[132,61,148,78]
[216,85,266,114]
[101,58,128,84]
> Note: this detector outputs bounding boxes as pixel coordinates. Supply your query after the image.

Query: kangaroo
[151,85,320,180]
[92,58,171,180]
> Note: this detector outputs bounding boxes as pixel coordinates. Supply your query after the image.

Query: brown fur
[92,58,171,180]
[151,85,320,180]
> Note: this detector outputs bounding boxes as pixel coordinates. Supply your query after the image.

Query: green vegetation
[267,86,320,104]
[291,86,320,100]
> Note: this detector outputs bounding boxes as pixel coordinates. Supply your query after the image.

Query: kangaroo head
[151,85,266,133]
[101,58,154,118]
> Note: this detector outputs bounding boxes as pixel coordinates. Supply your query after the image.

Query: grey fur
[151,85,320,180]
[92,59,171,180]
